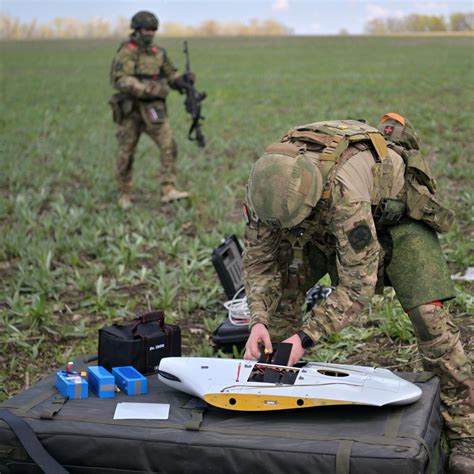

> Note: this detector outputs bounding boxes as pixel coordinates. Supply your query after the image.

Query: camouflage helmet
[247,151,322,228]
[377,112,421,151]
[131,11,159,30]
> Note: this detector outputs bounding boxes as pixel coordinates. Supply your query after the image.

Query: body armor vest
[264,120,394,288]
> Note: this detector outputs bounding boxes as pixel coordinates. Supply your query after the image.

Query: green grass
[1,36,473,400]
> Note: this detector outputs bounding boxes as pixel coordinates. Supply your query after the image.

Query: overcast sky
[2,0,472,34]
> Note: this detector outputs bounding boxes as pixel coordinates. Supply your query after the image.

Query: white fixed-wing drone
[158,357,422,411]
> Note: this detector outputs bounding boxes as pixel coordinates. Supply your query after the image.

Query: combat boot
[449,438,474,473]
[118,192,132,210]
[161,185,189,204]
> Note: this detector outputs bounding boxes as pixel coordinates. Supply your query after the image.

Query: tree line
[1,12,472,40]
[365,12,473,34]
[0,16,290,40]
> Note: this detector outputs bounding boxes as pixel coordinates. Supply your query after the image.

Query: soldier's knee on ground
[409,304,474,439]
[408,303,460,350]
[408,304,470,369]
[409,303,472,394]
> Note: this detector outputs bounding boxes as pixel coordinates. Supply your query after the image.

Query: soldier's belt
[138,97,166,103]
[134,74,165,80]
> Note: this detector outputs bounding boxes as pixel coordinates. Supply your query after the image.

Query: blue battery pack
[112,366,148,395]
[56,371,88,399]
[87,366,115,399]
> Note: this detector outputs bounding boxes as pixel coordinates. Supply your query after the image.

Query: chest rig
[268,120,392,288]
[111,42,166,89]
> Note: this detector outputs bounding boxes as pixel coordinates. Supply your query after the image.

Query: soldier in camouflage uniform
[242,114,473,473]
[109,11,191,209]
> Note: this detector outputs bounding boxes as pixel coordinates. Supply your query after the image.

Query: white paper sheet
[113,402,170,420]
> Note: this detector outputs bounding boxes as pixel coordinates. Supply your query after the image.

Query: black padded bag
[98,311,181,375]
[0,356,445,474]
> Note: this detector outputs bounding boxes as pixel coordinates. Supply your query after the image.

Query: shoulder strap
[0,408,69,474]
[286,120,389,163]
[320,145,361,200]
[320,131,349,162]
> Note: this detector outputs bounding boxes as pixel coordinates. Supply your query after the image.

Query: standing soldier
[242,115,473,472]
[109,11,191,209]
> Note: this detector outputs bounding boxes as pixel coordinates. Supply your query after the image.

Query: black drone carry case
[211,235,250,350]
[0,355,445,473]
[98,311,181,375]
[212,318,250,351]
[211,234,244,299]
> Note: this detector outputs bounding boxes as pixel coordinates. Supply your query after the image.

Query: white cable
[223,286,250,326]
[224,285,333,327]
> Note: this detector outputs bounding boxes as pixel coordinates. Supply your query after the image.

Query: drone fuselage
[158,357,422,411]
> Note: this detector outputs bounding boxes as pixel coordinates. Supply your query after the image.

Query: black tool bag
[98,311,181,375]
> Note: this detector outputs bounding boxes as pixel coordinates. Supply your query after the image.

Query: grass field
[0,36,473,402]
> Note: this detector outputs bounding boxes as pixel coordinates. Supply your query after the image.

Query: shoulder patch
[150,46,158,54]
[127,42,138,50]
[383,125,394,137]
[348,223,372,250]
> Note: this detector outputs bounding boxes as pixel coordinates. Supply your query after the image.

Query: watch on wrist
[297,330,315,349]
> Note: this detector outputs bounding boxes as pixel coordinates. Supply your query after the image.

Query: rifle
[182,40,206,147]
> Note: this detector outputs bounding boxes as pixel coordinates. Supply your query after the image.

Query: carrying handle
[131,310,165,334]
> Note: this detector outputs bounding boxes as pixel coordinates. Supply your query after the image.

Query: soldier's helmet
[377,112,421,151]
[247,151,322,228]
[131,11,159,31]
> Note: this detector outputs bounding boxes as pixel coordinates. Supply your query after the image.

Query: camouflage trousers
[116,108,177,194]
[269,220,473,438]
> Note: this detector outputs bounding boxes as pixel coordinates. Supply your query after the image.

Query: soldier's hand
[282,334,306,366]
[144,82,164,98]
[183,71,196,84]
[169,76,188,93]
[244,323,273,360]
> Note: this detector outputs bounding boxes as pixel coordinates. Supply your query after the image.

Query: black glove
[169,76,189,92]
[183,71,196,84]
